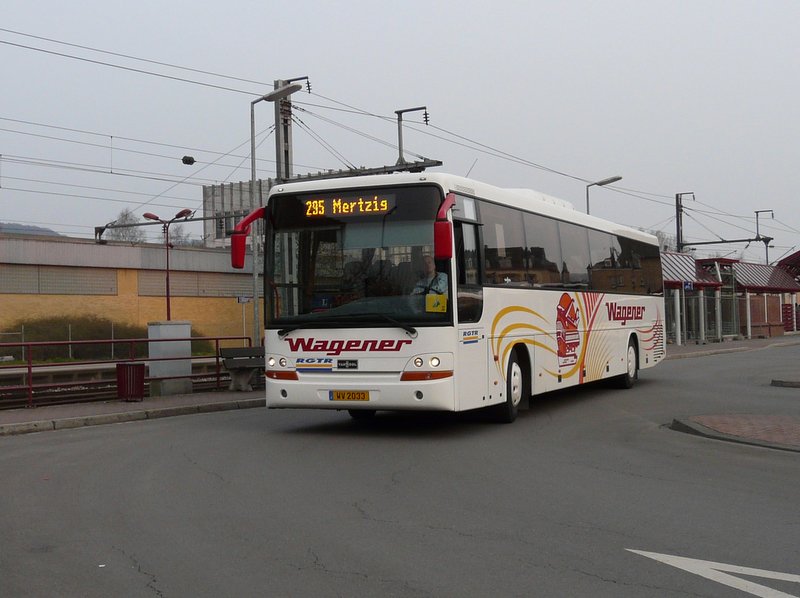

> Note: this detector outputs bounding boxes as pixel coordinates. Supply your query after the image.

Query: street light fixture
[585,176,622,215]
[143,208,193,321]
[248,80,304,346]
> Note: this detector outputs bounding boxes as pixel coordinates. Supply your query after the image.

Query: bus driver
[411,255,448,296]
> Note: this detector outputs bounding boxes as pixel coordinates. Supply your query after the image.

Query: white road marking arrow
[628,549,800,598]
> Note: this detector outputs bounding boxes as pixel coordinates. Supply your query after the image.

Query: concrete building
[0,234,261,340]
[201,180,267,248]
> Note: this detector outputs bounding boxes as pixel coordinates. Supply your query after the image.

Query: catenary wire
[0,39,259,96]
[291,115,356,170]
[0,116,326,171]
[0,175,196,203]
[3,30,798,247]
[2,185,195,210]
[0,27,271,87]
[1,154,213,185]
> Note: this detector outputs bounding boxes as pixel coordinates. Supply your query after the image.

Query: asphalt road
[1,345,799,597]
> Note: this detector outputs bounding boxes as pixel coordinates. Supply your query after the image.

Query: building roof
[661,251,721,289]
[777,249,800,280]
[732,261,800,293]
[0,234,245,273]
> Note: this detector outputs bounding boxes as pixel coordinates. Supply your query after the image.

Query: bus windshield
[265,184,451,328]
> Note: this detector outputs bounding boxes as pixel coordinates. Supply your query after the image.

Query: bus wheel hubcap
[510,362,522,406]
[627,346,636,378]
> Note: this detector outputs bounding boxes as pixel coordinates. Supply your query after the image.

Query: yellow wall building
[0,235,263,342]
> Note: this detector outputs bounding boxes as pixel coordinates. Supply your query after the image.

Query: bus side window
[455,221,483,323]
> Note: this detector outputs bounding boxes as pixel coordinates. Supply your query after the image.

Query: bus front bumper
[265,373,456,411]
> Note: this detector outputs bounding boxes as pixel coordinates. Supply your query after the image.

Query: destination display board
[303,194,396,218]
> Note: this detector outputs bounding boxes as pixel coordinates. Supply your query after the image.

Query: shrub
[2,316,213,362]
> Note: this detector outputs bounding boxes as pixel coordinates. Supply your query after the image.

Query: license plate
[329,390,370,402]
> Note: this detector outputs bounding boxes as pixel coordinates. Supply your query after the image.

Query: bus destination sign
[304,194,396,218]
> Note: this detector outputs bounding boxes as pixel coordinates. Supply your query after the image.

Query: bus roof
[268,172,659,246]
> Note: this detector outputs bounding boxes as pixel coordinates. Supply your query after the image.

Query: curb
[772,379,800,388]
[666,339,800,360]
[666,347,751,360]
[669,418,800,454]
[0,398,266,437]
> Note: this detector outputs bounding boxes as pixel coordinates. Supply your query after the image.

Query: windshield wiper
[277,312,416,337]
[354,312,417,336]
[277,320,344,337]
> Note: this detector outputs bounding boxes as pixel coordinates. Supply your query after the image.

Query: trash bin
[116,362,145,401]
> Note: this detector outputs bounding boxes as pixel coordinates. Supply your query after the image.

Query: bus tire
[348,409,376,420]
[617,338,638,389]
[495,350,526,423]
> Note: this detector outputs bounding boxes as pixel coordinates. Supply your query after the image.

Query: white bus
[231,172,665,422]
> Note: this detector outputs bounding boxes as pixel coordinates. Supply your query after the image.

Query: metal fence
[0,335,252,409]
[0,323,177,362]
[665,290,725,344]
[667,289,798,344]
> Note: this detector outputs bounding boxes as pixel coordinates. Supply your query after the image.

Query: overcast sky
[1,0,798,263]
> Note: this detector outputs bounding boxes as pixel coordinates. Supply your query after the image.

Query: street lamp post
[248,81,303,346]
[754,209,774,265]
[585,176,622,215]
[143,209,193,320]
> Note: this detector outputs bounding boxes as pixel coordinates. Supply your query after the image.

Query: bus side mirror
[434,221,453,260]
[229,206,266,269]
[231,232,248,269]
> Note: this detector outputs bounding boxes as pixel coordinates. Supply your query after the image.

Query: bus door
[454,220,488,410]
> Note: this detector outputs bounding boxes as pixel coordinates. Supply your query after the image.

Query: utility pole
[274,79,293,182]
[675,192,694,252]
[676,195,777,264]
[249,78,305,346]
[754,209,774,265]
[273,77,308,181]
[395,106,428,166]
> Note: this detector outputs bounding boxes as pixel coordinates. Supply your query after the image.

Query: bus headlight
[429,357,441,368]
[414,357,424,368]
[279,357,288,368]
[267,357,275,367]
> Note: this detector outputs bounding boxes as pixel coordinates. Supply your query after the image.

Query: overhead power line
[294,105,412,157]
[693,197,800,236]
[0,27,270,87]
[2,28,797,246]
[0,32,750,216]
[0,39,259,96]
[1,174,195,203]
[291,115,356,170]
[1,154,212,185]
[1,185,193,210]
[0,122,293,172]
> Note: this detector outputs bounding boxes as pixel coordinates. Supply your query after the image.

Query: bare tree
[650,229,676,252]
[147,222,203,247]
[106,209,146,243]
[169,223,192,246]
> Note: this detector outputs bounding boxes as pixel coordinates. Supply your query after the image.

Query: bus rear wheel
[616,338,638,389]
